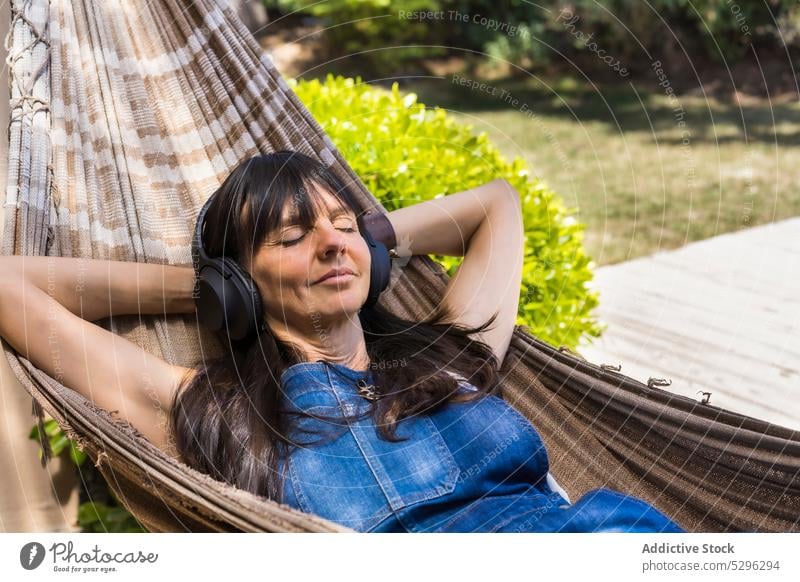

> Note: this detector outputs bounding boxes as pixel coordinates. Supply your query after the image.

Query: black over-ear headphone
[192,194,392,341]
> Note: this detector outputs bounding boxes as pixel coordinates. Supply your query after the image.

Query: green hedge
[290,73,604,349]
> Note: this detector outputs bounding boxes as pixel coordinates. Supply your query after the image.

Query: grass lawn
[398,75,800,266]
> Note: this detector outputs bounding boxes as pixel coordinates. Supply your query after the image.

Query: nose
[313,218,348,259]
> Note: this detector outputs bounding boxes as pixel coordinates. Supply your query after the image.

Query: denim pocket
[287,401,461,532]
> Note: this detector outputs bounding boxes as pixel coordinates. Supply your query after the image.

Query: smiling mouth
[315,272,356,285]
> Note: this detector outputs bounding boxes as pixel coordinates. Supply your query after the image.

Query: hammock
[2,0,798,533]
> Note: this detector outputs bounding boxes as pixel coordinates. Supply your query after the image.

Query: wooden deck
[576,218,800,431]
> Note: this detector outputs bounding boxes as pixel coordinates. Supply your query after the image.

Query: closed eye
[280,224,357,246]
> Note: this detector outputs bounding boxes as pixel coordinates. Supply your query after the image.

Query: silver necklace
[320,360,382,401]
[356,378,380,401]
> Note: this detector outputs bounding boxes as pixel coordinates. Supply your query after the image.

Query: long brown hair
[170,151,501,502]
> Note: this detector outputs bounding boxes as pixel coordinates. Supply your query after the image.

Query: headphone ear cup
[196,257,264,341]
[364,236,391,308]
[195,259,228,333]
[218,257,264,341]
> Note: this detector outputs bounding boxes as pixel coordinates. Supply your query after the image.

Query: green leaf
[29,418,89,468]
[69,442,88,466]
[49,433,69,456]
[44,419,61,437]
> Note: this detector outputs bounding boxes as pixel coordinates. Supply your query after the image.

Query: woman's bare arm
[0,257,196,451]
[0,256,196,321]
[384,179,521,257]
[384,179,524,365]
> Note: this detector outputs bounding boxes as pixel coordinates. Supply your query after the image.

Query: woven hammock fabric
[2,0,798,532]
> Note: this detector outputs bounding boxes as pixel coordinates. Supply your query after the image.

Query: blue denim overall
[277,361,685,533]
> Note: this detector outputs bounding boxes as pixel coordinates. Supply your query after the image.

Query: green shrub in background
[262,0,545,74]
[459,0,800,71]
[291,73,604,349]
[442,0,546,73]
[263,0,450,74]
[549,0,799,66]
[263,0,800,76]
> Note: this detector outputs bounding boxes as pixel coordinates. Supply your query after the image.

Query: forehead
[280,184,352,222]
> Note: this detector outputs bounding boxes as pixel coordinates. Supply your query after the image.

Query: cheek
[357,238,371,263]
[253,252,309,297]
[354,240,373,283]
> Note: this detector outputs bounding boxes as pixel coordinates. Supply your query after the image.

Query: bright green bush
[291,73,604,349]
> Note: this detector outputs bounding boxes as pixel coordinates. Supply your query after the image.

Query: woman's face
[248,186,371,332]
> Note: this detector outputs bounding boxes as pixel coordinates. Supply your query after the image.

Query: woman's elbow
[492,179,522,214]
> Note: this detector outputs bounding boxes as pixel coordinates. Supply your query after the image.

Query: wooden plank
[577,218,800,430]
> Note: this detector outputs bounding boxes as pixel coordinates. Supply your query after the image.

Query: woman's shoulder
[169,365,200,398]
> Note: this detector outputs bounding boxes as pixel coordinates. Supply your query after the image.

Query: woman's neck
[268,315,370,370]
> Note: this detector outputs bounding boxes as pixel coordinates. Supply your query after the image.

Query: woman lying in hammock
[0,150,684,533]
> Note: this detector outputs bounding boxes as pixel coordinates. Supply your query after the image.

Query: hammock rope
[5,11,50,124]
[2,0,798,532]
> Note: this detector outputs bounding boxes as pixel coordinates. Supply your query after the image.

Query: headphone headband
[191,194,216,274]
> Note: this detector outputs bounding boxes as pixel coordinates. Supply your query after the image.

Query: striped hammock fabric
[2,0,798,532]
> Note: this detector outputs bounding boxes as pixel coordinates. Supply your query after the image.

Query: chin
[312,290,366,316]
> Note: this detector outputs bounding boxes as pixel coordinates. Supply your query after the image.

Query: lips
[314,267,355,284]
